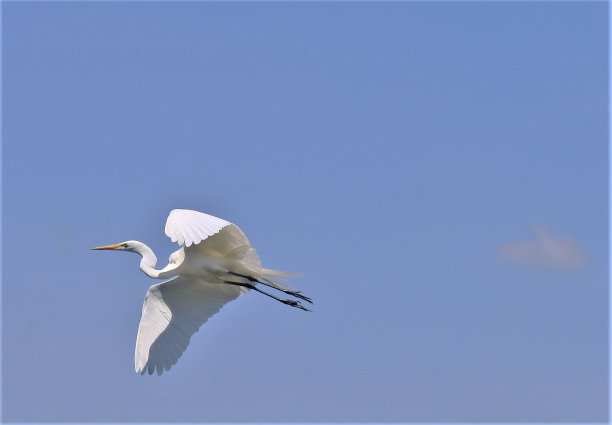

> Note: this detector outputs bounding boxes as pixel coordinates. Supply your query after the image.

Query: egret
[93,209,310,375]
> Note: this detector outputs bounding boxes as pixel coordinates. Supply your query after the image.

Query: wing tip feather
[165,209,232,247]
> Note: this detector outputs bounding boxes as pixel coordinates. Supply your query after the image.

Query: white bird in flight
[93,209,310,375]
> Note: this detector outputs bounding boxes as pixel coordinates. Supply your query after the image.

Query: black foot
[287,290,313,304]
[282,299,311,312]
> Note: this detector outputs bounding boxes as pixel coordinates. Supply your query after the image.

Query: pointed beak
[91,243,123,250]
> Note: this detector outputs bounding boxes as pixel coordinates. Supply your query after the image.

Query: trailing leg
[222,280,311,312]
[227,272,313,304]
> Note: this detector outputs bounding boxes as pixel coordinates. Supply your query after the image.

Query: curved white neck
[129,241,173,279]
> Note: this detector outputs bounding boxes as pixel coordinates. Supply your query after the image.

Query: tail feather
[226,245,261,275]
[225,245,301,293]
[260,268,301,291]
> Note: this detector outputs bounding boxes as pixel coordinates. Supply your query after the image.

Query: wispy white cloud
[499,226,587,269]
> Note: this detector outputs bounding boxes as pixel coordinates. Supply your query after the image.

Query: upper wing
[168,209,262,277]
[135,276,242,375]
[165,209,232,247]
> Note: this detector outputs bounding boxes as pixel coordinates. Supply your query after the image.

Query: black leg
[227,272,313,304]
[222,280,311,312]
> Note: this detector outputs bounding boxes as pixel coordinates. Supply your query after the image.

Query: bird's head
[92,241,138,252]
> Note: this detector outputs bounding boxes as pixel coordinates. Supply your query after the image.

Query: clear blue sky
[2,2,608,423]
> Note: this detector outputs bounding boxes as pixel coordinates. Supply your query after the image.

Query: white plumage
[165,209,231,247]
[93,209,310,375]
[135,276,241,375]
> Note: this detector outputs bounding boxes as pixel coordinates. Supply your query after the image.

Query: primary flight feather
[93,209,310,375]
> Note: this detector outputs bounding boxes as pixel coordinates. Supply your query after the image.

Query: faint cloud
[499,226,587,269]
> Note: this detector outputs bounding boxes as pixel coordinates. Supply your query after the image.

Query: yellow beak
[91,243,123,250]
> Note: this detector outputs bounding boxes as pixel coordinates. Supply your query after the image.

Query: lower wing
[135,276,242,375]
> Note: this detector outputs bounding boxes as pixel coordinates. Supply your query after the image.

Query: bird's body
[93,209,309,375]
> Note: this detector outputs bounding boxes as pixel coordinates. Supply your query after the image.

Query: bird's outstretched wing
[165,209,231,247]
[135,276,242,375]
[165,209,262,277]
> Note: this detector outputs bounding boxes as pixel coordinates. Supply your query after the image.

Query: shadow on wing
[140,278,242,375]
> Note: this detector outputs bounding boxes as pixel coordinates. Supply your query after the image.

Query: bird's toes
[283,299,311,311]
[288,291,313,304]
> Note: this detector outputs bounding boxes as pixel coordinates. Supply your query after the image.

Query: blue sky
[2,2,608,423]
